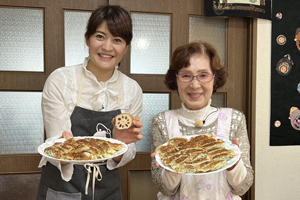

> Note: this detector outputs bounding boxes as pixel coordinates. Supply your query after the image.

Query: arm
[39,70,75,179]
[42,70,73,141]
[226,110,254,196]
[151,112,181,196]
[107,81,143,168]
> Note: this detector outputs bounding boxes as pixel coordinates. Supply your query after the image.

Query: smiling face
[86,21,128,81]
[177,53,214,110]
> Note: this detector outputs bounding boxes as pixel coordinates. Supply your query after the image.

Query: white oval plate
[38,136,128,164]
[155,135,241,175]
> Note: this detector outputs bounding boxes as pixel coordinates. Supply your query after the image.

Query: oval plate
[38,136,128,164]
[155,135,241,175]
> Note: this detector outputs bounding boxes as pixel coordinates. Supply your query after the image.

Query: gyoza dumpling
[211,152,235,162]
[204,159,226,172]
[177,165,198,173]
[169,155,189,170]
[201,140,225,150]
[155,144,177,158]
[190,134,215,143]
[168,137,188,146]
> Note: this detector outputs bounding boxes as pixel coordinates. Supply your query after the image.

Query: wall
[255,19,300,199]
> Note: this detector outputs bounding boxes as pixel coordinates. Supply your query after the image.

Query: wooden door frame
[247,18,257,200]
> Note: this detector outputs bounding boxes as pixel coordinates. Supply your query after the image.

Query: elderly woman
[151,41,253,200]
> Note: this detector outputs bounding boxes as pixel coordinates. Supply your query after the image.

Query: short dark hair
[164,41,228,93]
[85,5,132,45]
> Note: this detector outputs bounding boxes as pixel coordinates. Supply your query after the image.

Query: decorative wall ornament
[294,28,300,51]
[275,54,293,76]
[276,35,286,45]
[205,0,271,20]
[289,107,300,130]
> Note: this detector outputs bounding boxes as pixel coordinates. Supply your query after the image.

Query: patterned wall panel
[135,93,169,151]
[64,10,91,66]
[0,7,43,71]
[189,16,226,65]
[131,13,171,74]
[0,92,44,154]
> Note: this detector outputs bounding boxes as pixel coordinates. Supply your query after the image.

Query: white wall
[255,19,300,199]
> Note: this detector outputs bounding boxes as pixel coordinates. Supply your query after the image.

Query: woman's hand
[60,131,73,140]
[112,116,143,144]
[58,131,73,165]
[150,152,173,172]
[226,138,241,171]
[151,152,161,167]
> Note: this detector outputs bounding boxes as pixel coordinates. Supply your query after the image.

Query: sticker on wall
[297,83,300,93]
[289,107,300,130]
[276,12,282,20]
[276,54,293,76]
[276,34,286,45]
[294,28,300,51]
[274,120,281,127]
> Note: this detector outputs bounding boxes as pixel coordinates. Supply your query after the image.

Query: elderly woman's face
[177,53,214,110]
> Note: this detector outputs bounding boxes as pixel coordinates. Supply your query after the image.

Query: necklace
[195,106,219,127]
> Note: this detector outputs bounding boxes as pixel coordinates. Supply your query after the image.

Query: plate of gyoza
[155,134,241,174]
[38,136,128,164]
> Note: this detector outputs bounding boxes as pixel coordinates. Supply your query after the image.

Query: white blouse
[39,57,143,181]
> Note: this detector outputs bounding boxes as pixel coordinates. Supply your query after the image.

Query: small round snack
[115,113,133,129]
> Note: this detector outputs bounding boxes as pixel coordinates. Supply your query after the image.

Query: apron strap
[77,69,85,106]
[216,107,233,139]
[82,162,107,200]
[165,110,180,139]
[77,68,120,109]
[116,79,120,109]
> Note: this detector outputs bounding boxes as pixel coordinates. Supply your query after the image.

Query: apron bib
[37,70,123,200]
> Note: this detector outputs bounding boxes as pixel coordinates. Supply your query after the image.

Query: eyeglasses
[176,73,215,83]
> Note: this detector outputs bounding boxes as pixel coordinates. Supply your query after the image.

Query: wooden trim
[248,18,257,200]
[226,17,248,113]
[0,154,42,174]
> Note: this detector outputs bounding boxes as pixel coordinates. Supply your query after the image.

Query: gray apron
[37,70,123,200]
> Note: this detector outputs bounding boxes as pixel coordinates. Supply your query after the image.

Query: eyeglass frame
[176,73,215,83]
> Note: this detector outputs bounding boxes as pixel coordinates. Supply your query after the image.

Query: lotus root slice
[115,113,133,129]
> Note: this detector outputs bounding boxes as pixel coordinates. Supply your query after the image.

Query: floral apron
[158,108,241,200]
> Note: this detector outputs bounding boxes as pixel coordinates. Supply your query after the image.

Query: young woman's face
[86,21,128,74]
[177,53,214,110]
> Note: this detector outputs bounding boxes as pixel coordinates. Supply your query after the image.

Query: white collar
[83,57,119,84]
[177,99,212,122]
[176,99,219,127]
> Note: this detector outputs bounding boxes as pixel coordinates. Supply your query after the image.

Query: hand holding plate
[226,138,240,171]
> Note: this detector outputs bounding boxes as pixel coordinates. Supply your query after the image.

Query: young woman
[151,41,253,200]
[37,5,143,200]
